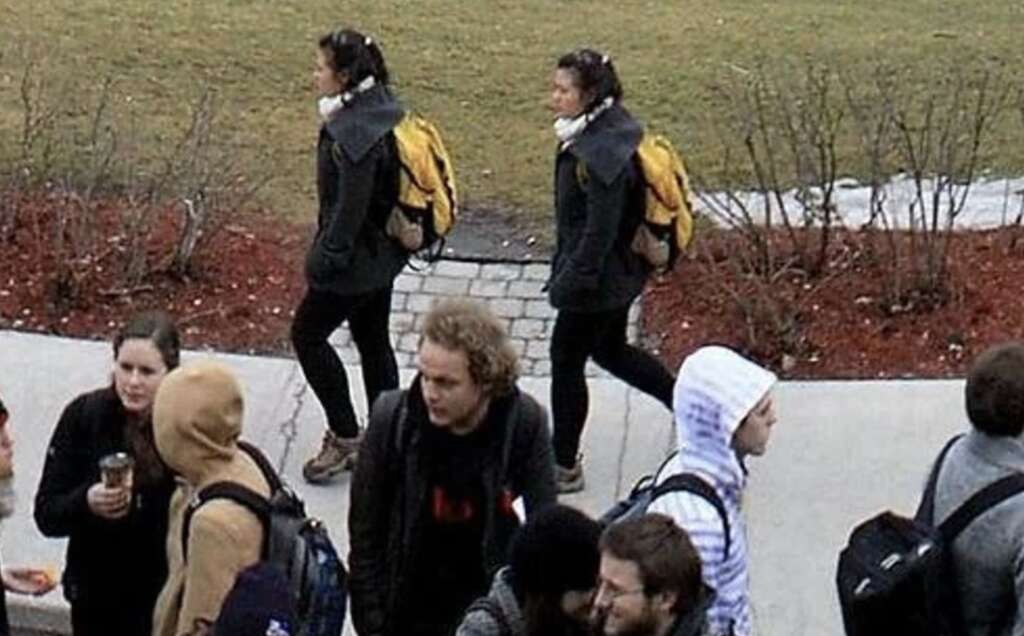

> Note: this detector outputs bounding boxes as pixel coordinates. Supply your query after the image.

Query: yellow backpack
[632,133,695,270]
[387,113,458,254]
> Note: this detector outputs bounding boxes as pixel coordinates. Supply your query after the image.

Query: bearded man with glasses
[593,514,712,636]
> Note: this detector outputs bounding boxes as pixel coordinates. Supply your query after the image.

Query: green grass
[3,1,1024,224]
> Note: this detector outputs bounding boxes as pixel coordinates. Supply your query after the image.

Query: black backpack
[836,435,1024,636]
[183,440,348,636]
[600,451,732,560]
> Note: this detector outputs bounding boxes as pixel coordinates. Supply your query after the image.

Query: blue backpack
[184,440,347,636]
[600,451,732,560]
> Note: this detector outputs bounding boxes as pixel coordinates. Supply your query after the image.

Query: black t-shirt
[406,420,501,634]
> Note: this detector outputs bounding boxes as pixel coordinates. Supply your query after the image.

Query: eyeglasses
[595,577,645,602]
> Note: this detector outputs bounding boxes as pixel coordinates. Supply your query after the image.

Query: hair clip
[601,54,610,65]
[365,36,373,46]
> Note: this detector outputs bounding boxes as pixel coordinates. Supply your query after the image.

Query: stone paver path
[328,259,641,377]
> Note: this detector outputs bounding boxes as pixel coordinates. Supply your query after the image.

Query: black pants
[291,286,399,438]
[70,599,152,636]
[550,306,674,468]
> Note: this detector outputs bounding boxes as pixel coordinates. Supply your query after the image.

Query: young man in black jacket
[348,299,557,636]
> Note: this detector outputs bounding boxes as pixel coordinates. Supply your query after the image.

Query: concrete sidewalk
[0,330,969,635]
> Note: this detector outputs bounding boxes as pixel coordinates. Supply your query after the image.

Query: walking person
[547,48,675,493]
[34,311,180,635]
[348,299,556,636]
[926,342,1024,635]
[648,345,779,636]
[150,360,272,636]
[293,27,408,484]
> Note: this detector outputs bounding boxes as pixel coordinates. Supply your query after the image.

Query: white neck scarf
[553,96,615,147]
[318,76,377,122]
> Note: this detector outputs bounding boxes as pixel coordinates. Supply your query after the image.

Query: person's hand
[0,420,14,479]
[2,567,56,596]
[86,482,130,519]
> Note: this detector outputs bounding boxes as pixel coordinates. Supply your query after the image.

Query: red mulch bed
[0,191,307,355]
[643,228,1024,379]
[4,192,1024,378]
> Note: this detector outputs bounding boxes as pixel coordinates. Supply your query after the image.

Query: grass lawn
[3,1,1023,225]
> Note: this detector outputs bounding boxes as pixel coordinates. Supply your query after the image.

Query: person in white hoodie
[648,346,778,636]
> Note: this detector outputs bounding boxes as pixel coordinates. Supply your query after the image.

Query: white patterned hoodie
[648,346,777,636]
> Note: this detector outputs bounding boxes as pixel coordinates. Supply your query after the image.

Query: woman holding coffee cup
[35,312,180,635]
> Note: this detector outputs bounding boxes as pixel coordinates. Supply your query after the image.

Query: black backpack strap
[498,396,521,485]
[236,439,283,492]
[916,434,964,524]
[371,389,406,457]
[651,473,732,560]
[938,473,1024,542]
[463,597,511,636]
[181,481,271,562]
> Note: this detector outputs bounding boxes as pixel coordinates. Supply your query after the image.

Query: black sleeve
[347,391,400,636]
[555,166,631,294]
[512,394,557,516]
[34,395,95,537]
[317,142,384,274]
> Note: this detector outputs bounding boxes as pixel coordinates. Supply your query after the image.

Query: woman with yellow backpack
[293,28,409,484]
[547,49,677,494]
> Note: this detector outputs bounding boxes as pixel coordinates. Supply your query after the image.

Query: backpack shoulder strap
[182,481,271,562]
[498,396,523,484]
[939,473,1024,542]
[236,440,282,492]
[464,596,512,636]
[370,389,407,457]
[651,473,732,560]
[916,434,965,524]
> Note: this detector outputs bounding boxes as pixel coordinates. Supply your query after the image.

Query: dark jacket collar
[324,84,404,163]
[567,103,643,185]
[669,583,715,636]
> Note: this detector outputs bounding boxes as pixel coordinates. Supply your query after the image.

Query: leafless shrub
[849,63,1010,313]
[1,54,265,312]
[692,60,850,358]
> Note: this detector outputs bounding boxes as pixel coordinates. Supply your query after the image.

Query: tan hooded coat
[150,361,270,636]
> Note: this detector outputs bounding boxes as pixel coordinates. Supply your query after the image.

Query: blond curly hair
[421,299,519,396]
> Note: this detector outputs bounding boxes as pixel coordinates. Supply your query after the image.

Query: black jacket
[348,378,557,636]
[305,84,409,295]
[548,104,651,313]
[34,387,174,630]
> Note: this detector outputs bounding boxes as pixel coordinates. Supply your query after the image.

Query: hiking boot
[302,430,362,484]
[556,459,585,495]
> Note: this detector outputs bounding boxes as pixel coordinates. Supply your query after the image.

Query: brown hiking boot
[302,430,362,484]
[556,458,585,495]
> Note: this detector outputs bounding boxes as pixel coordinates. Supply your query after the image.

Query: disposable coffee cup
[99,453,134,489]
